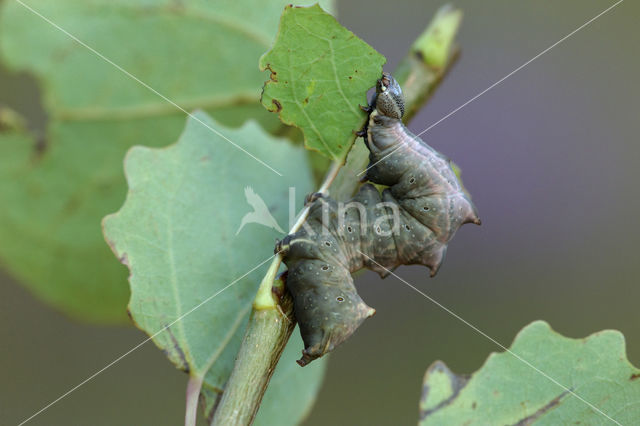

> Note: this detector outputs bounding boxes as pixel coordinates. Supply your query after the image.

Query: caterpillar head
[375,72,405,119]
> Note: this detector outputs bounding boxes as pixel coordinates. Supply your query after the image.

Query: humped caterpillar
[277,73,480,366]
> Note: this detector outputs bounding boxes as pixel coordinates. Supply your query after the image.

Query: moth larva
[278,73,480,366]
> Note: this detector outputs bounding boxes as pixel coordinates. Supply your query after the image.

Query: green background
[2,1,639,425]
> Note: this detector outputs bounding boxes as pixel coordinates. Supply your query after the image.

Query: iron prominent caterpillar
[277,73,480,366]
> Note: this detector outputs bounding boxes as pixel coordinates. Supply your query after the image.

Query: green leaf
[420,321,640,425]
[260,4,386,161]
[103,111,325,423]
[0,0,332,322]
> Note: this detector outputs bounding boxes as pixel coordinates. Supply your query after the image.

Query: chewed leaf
[420,321,640,425]
[102,112,324,424]
[260,4,386,160]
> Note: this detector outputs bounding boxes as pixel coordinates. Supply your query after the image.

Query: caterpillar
[277,73,480,366]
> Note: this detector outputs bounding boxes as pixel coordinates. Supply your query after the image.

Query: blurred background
[1,0,639,425]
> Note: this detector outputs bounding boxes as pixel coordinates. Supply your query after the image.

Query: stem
[185,376,204,426]
[211,276,295,426]
[211,5,463,425]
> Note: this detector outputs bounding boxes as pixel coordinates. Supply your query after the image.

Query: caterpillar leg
[304,192,325,205]
[356,104,373,139]
[274,234,294,255]
[356,127,371,152]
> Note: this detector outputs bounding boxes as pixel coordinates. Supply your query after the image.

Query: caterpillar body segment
[279,73,480,365]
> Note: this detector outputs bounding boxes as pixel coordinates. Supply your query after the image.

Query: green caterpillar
[278,73,480,366]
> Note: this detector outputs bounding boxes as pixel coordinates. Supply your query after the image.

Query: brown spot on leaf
[630,373,640,380]
[272,99,282,112]
[263,63,279,84]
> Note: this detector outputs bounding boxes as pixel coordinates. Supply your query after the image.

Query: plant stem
[211,275,295,426]
[210,5,463,425]
[185,376,204,426]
